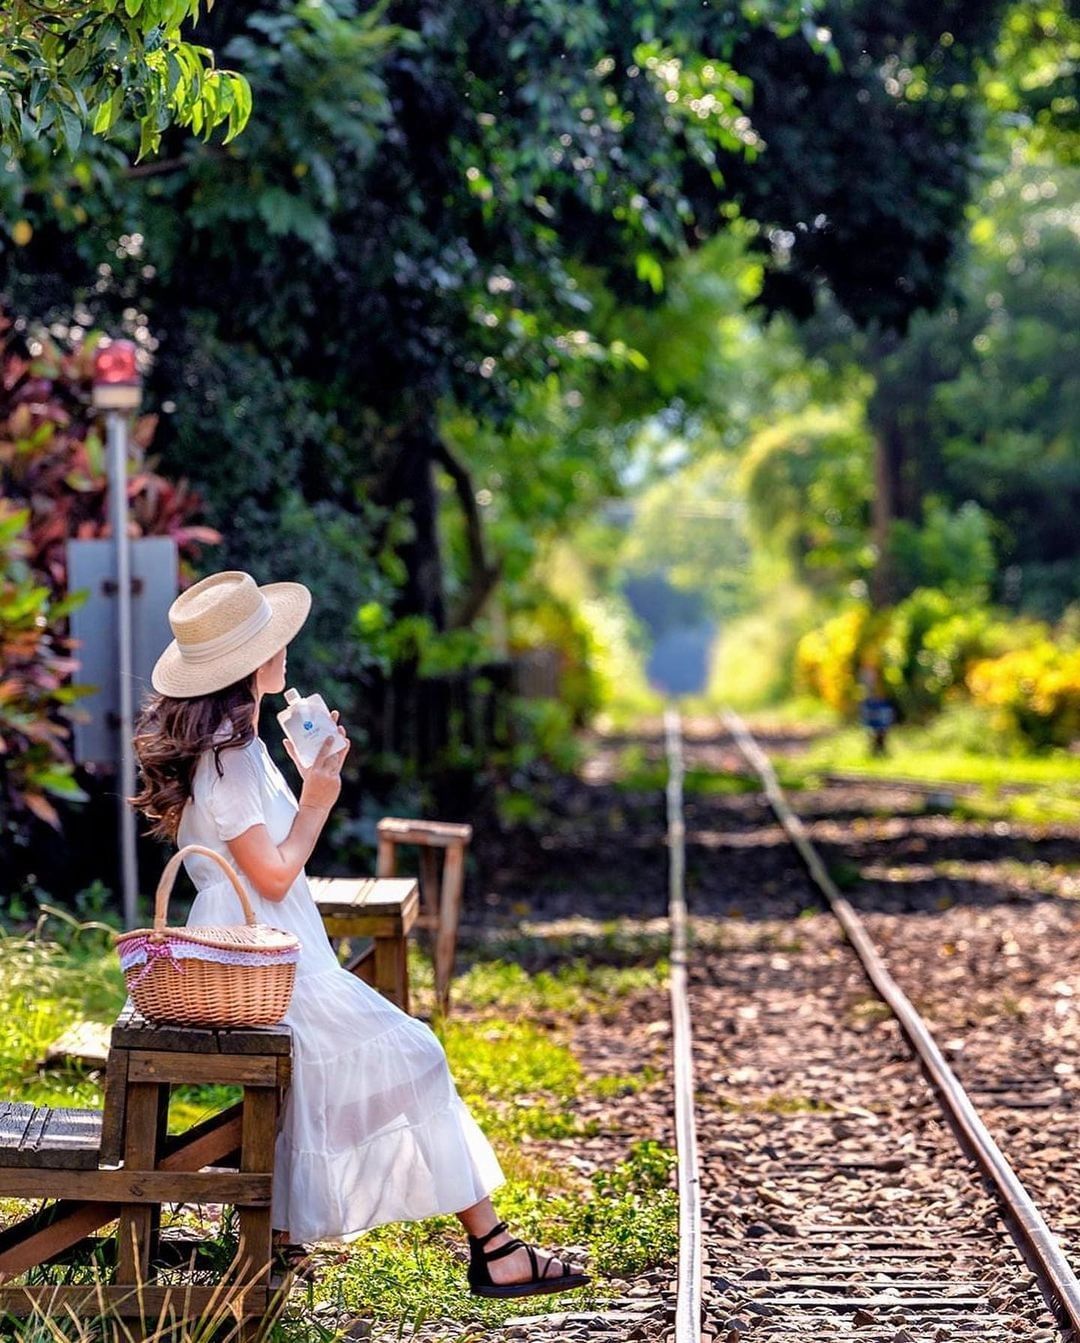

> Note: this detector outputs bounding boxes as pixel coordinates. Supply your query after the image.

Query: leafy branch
[0,0,251,159]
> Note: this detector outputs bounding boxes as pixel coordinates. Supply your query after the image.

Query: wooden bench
[376,818,472,1014]
[309,875,419,1012]
[0,1004,291,1339]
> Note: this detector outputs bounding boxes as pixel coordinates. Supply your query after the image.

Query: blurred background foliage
[0,0,1077,895]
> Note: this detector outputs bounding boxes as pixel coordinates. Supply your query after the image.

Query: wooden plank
[115,1083,158,1286]
[128,1052,278,1087]
[112,1011,219,1055]
[376,835,396,877]
[159,1102,243,1169]
[0,1166,271,1203]
[0,1109,102,1170]
[19,1106,50,1157]
[237,1088,278,1288]
[342,940,377,982]
[0,1103,246,1280]
[0,1283,270,1317]
[99,1045,129,1167]
[215,1022,292,1057]
[309,876,418,917]
[0,1103,35,1154]
[374,936,409,1013]
[0,1203,118,1280]
[112,1009,290,1057]
[146,1083,170,1269]
[376,817,473,846]
[322,913,410,939]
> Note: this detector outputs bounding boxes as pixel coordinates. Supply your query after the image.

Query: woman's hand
[284,710,350,783]
[291,712,351,814]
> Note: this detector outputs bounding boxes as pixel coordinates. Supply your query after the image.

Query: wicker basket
[115,844,301,1027]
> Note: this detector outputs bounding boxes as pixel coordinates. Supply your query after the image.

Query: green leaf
[58,102,82,154]
[635,252,665,294]
[137,113,156,160]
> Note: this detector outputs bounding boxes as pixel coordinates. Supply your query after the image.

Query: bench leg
[237,1087,277,1290]
[376,835,396,877]
[116,1082,167,1285]
[374,935,409,1013]
[418,846,441,924]
[434,842,466,1015]
[343,938,377,988]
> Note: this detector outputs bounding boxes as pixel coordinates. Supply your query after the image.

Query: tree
[2,0,1013,649]
[0,0,250,160]
[876,164,1080,616]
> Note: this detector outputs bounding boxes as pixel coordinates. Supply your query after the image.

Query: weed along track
[663,713,1075,1343]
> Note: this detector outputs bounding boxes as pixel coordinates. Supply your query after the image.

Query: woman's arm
[226,731,349,901]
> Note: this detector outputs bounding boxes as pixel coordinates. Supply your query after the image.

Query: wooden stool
[309,876,419,1012]
[0,1004,291,1341]
[376,818,472,1014]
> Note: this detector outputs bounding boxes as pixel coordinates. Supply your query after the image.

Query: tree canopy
[0,0,250,160]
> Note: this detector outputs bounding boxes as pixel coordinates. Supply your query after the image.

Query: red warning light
[93,340,140,386]
[91,339,142,411]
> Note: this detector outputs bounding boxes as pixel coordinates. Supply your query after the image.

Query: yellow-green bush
[967,643,1080,748]
[794,604,873,714]
[877,589,1037,718]
[796,589,1052,726]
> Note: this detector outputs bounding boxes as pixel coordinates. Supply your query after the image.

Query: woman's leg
[457,1197,583,1286]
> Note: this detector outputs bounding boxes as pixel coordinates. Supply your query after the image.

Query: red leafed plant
[0,310,220,838]
[0,501,89,830]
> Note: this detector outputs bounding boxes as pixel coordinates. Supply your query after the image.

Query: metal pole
[107,409,139,930]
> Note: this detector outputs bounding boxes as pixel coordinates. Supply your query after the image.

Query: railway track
[665,712,1078,1343]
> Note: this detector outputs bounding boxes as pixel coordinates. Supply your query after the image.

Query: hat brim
[151,582,312,698]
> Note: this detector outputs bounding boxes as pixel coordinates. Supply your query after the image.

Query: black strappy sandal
[467,1221,590,1299]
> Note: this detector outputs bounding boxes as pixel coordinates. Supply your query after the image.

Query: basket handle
[154,844,257,932]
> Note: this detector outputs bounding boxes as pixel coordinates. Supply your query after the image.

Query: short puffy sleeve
[206,743,265,842]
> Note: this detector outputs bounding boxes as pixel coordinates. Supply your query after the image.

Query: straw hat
[151,571,312,698]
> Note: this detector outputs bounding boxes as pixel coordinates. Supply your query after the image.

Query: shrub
[967,642,1080,748]
[794,589,1045,722]
[0,309,219,856]
[0,503,89,835]
[794,604,873,714]
[0,312,219,593]
[879,588,1043,719]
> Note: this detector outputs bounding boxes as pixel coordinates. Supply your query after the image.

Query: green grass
[785,724,1080,824]
[0,914,675,1338]
[411,952,668,1022]
[311,1139,678,1331]
[612,742,758,797]
[0,922,125,1111]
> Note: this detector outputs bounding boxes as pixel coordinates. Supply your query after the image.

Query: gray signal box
[66,536,178,767]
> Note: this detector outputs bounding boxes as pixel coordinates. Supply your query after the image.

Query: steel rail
[723,706,1080,1341]
[664,706,703,1343]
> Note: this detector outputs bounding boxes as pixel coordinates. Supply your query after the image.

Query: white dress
[175,729,504,1243]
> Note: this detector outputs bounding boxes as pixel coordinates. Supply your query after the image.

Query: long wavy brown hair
[130,676,258,841]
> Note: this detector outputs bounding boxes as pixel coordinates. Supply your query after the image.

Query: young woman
[131,570,588,1299]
